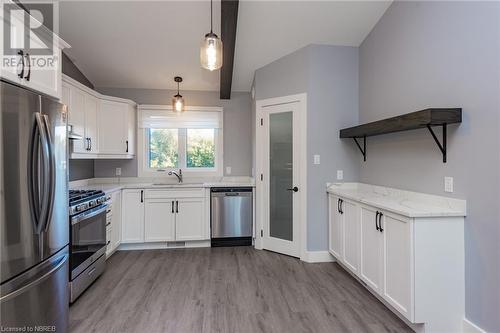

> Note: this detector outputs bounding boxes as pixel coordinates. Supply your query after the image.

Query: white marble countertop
[327,183,466,218]
[70,177,255,194]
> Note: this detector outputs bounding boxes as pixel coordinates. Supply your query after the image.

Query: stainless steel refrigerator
[0,80,69,332]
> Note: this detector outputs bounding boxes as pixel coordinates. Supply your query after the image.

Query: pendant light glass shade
[172,94,185,113]
[172,77,185,113]
[200,0,222,71]
[200,32,223,71]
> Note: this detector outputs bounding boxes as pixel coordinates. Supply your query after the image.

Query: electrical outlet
[337,170,344,180]
[115,168,121,176]
[226,166,232,175]
[444,176,453,193]
[313,155,320,165]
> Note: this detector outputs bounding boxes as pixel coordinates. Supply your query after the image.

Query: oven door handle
[71,205,108,225]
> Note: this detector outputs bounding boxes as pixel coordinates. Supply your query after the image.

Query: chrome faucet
[168,169,183,183]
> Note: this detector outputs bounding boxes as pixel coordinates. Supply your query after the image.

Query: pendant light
[200,0,222,71]
[172,76,185,113]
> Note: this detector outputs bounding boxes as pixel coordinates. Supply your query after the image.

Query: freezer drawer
[0,248,69,332]
[211,188,253,243]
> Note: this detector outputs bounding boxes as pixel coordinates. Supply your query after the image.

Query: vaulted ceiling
[60,1,391,92]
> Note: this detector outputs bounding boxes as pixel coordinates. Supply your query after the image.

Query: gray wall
[359,1,500,331]
[94,88,253,177]
[62,52,94,89]
[254,44,360,251]
[69,159,94,181]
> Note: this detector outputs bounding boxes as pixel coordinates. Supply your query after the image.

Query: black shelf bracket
[353,136,367,162]
[426,124,447,163]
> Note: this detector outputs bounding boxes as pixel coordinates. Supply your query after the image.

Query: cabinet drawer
[145,188,205,199]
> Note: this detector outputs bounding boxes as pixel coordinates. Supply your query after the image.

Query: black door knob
[286,186,299,192]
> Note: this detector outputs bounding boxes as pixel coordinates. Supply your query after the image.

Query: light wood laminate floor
[70,247,412,333]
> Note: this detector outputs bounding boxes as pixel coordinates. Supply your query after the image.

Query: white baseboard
[463,318,487,333]
[118,240,211,251]
[301,251,335,263]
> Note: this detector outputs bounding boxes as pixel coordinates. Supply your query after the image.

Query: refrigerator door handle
[28,113,44,233]
[42,115,56,232]
[36,113,51,234]
[0,252,68,303]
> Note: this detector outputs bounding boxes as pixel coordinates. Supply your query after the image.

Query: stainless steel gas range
[69,190,109,303]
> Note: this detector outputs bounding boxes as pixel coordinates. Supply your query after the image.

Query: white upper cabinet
[99,100,127,154]
[84,94,99,153]
[62,75,136,159]
[0,1,69,99]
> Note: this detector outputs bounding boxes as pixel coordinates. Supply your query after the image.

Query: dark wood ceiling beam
[220,0,239,100]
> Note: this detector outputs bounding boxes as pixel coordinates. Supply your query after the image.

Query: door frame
[255,93,307,260]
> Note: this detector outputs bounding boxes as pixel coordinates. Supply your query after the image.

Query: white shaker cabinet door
[175,198,205,241]
[84,94,99,153]
[382,212,414,321]
[144,199,176,242]
[121,190,145,243]
[111,191,122,250]
[341,199,359,274]
[68,86,86,153]
[98,100,127,154]
[328,195,343,260]
[359,205,383,293]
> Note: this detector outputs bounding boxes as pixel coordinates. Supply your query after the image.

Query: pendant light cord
[210,0,213,33]
[177,81,180,95]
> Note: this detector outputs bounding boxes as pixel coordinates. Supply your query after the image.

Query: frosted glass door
[269,112,293,241]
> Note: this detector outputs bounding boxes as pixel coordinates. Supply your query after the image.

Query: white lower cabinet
[341,199,359,274]
[110,191,122,250]
[122,189,145,243]
[121,188,209,245]
[145,199,176,242]
[328,196,343,259]
[382,212,413,319]
[329,195,414,322]
[175,198,205,241]
[359,205,383,293]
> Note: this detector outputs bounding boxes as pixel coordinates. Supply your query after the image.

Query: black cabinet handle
[17,50,24,78]
[89,138,92,151]
[379,212,384,232]
[175,200,179,213]
[171,200,174,213]
[337,199,341,213]
[286,186,299,192]
[140,190,144,203]
[339,199,344,214]
[107,240,111,245]
[376,211,380,231]
[126,140,129,153]
[25,53,31,81]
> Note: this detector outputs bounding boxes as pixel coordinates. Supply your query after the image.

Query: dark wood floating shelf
[340,108,462,163]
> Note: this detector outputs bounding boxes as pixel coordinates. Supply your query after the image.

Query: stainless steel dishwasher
[211,187,253,247]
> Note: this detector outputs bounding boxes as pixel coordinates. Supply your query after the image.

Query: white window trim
[137,105,223,178]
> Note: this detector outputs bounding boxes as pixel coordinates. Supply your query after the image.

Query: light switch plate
[337,170,344,180]
[226,166,232,175]
[115,168,121,176]
[313,155,320,165]
[444,176,453,193]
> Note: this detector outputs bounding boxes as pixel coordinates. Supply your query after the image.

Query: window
[186,129,215,168]
[139,106,223,177]
[148,129,178,168]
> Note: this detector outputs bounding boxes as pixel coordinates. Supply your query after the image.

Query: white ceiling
[60,1,391,92]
